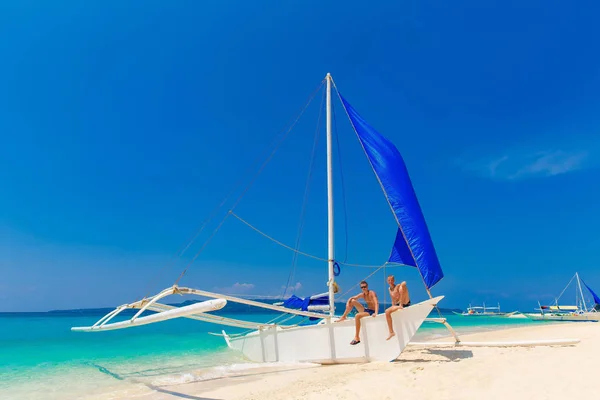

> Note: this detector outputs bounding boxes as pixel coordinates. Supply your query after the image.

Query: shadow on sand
[91,363,223,400]
[395,348,474,363]
[90,362,320,399]
[144,384,224,400]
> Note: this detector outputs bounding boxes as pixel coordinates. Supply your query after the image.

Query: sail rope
[281,87,325,298]
[554,273,577,306]
[383,263,387,307]
[171,80,326,286]
[332,96,349,264]
[231,211,325,262]
[230,212,389,269]
[336,263,388,301]
[280,88,348,300]
[230,313,311,337]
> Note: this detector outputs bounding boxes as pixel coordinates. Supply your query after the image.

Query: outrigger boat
[71,73,579,363]
[525,272,600,322]
[453,303,517,317]
[72,73,446,363]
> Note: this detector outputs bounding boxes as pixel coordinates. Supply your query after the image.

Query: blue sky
[2,2,600,312]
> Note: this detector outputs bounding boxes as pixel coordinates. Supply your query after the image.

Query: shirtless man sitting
[384,275,411,340]
[336,280,379,345]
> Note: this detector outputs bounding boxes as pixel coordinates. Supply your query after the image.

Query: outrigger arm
[71,285,331,332]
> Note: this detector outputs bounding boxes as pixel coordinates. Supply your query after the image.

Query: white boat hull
[453,313,515,317]
[225,296,443,363]
[524,312,600,322]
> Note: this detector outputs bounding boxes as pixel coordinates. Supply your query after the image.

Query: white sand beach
[85,322,599,400]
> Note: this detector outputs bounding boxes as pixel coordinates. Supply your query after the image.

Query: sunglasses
[360,286,367,289]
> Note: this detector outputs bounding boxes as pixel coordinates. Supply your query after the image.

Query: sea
[0,309,538,399]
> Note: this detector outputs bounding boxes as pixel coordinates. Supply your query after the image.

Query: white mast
[326,73,335,317]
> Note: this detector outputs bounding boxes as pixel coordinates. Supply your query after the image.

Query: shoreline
[84,320,598,400]
[420,318,571,341]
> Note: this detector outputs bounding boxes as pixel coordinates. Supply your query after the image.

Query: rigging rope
[555,273,577,305]
[332,97,349,264]
[231,211,325,262]
[337,263,388,301]
[230,211,391,269]
[383,263,387,307]
[281,87,325,298]
[172,79,326,285]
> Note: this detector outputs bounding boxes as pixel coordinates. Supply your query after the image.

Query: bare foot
[336,316,347,322]
[386,332,395,341]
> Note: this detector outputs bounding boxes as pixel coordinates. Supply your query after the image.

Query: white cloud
[281,282,302,295]
[460,131,600,181]
[212,282,255,294]
[469,149,591,181]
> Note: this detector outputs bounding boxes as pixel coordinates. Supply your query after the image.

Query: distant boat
[453,302,517,317]
[524,272,600,322]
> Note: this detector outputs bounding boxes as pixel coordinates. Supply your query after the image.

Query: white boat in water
[524,272,600,322]
[453,303,517,317]
[71,73,449,363]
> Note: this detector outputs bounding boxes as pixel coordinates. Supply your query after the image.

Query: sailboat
[524,272,600,322]
[71,73,447,363]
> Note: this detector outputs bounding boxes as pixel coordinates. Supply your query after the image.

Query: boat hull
[524,312,600,322]
[225,296,443,363]
[453,311,518,317]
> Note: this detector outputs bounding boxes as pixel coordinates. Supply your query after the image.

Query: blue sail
[339,94,444,290]
[581,279,600,305]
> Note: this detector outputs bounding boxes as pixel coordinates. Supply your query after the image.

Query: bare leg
[385,305,402,340]
[352,312,369,343]
[337,299,364,322]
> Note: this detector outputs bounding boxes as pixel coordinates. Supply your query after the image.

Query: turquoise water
[0,312,269,399]
[0,311,536,399]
